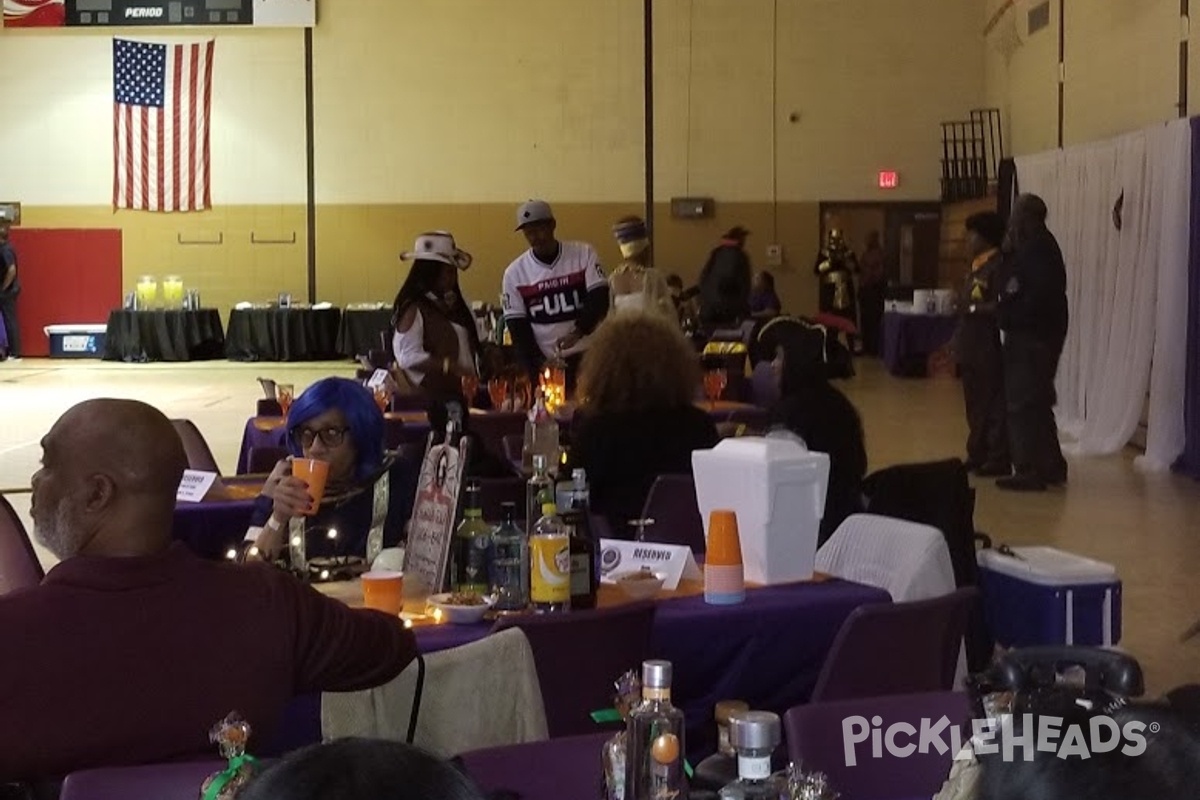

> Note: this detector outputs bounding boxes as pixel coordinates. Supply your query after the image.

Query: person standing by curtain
[0,223,20,360]
[857,231,886,355]
[956,212,1010,476]
[997,194,1069,492]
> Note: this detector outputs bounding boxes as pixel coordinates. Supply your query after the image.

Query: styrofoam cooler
[912,289,934,314]
[691,436,830,585]
[977,546,1122,648]
[933,289,955,315]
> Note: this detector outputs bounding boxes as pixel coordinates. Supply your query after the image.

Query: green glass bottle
[452,481,492,594]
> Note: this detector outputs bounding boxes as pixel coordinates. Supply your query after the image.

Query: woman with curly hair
[568,310,718,538]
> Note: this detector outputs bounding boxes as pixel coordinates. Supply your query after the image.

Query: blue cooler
[977,546,1121,648]
[44,324,107,358]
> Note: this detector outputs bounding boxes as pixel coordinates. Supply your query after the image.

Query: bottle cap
[572,468,587,485]
[642,659,673,689]
[728,711,781,751]
[500,501,517,520]
[532,453,548,471]
[541,502,556,517]
[715,700,750,725]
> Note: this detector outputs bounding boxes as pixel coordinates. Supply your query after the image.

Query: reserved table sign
[598,539,702,591]
[176,470,218,503]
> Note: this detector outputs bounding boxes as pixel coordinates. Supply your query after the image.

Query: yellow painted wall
[987,0,1184,157]
[1,0,985,325]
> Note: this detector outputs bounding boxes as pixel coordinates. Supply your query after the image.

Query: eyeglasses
[292,426,350,449]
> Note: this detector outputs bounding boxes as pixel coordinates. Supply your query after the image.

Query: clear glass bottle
[490,501,528,612]
[451,481,492,595]
[718,711,787,800]
[626,660,687,800]
[529,502,570,613]
[522,389,560,473]
[526,454,555,536]
[565,468,598,609]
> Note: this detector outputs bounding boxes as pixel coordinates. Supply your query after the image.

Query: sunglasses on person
[292,425,350,449]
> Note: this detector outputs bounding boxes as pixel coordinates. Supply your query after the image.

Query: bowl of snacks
[612,567,666,601]
[427,592,495,624]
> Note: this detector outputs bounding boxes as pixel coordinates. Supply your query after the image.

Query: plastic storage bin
[692,435,830,585]
[44,324,107,359]
[977,546,1121,647]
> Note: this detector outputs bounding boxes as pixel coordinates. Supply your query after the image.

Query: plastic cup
[362,570,404,615]
[706,510,744,566]
[292,458,330,515]
[705,509,745,605]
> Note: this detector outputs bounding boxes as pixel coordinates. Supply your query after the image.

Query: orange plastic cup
[362,570,405,615]
[292,458,330,515]
[706,510,744,566]
[706,509,745,605]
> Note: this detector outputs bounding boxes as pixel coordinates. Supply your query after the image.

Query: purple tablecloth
[415,579,890,759]
[172,500,258,560]
[0,312,8,353]
[273,580,889,762]
[881,312,958,377]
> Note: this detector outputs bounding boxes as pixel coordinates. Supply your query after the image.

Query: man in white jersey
[502,200,610,385]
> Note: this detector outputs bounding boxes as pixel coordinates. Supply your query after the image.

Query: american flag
[113,38,215,213]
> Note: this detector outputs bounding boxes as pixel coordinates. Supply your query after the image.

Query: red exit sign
[878,171,900,189]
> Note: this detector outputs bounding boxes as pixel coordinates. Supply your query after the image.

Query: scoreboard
[3,0,315,28]
[70,1,252,26]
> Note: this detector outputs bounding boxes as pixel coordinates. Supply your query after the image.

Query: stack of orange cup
[705,509,745,605]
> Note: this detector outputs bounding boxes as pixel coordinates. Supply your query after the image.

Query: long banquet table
[287,576,892,762]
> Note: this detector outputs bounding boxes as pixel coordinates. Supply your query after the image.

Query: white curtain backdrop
[1013,118,1190,468]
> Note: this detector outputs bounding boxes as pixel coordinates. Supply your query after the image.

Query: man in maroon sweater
[0,399,419,784]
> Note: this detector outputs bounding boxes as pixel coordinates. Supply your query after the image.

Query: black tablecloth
[103,309,226,363]
[336,308,393,358]
[225,307,343,362]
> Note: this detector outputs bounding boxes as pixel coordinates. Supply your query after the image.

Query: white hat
[399,231,472,270]
[515,199,554,231]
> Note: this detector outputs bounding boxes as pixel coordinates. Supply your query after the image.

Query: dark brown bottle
[565,468,598,609]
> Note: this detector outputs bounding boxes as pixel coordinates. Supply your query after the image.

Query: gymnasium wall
[986,0,1189,157]
[0,0,985,322]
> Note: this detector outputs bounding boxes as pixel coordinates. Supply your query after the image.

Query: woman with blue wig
[243,377,418,574]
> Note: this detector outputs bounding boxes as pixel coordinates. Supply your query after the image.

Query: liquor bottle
[490,501,528,612]
[564,468,598,609]
[522,389,560,473]
[526,454,555,536]
[529,502,570,613]
[451,481,492,595]
[625,660,687,800]
[718,711,787,799]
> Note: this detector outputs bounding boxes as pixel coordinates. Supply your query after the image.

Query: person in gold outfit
[814,228,860,350]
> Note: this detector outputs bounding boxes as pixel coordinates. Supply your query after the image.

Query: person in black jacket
[768,320,867,545]
[698,226,753,329]
[996,193,1069,492]
[956,212,1010,476]
[568,310,718,538]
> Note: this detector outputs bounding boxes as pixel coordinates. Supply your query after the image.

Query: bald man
[0,399,418,785]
